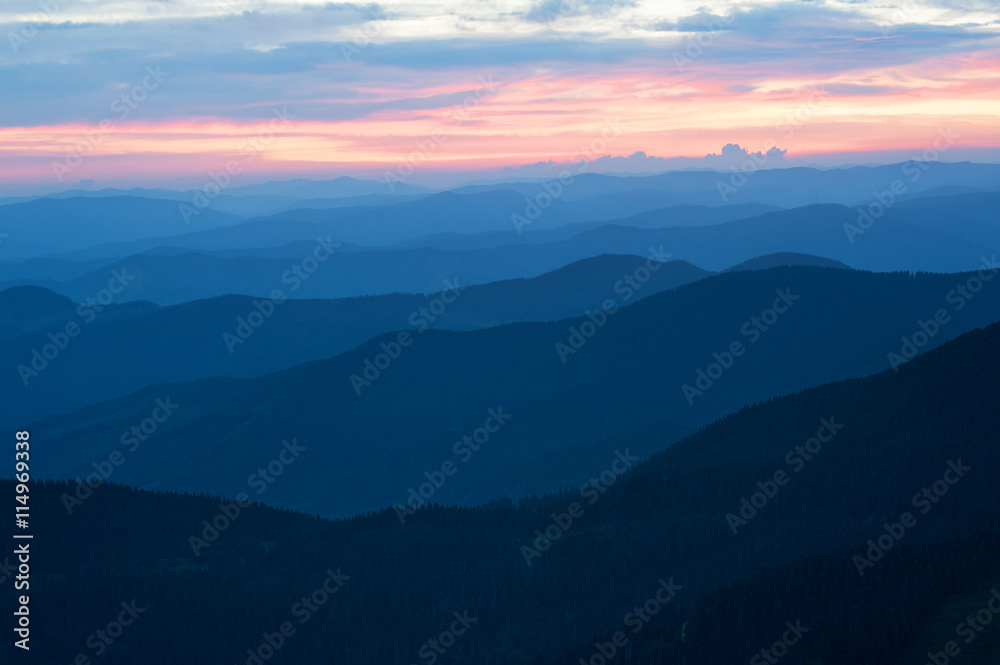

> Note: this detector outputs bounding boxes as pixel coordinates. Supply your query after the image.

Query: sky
[1,0,999,191]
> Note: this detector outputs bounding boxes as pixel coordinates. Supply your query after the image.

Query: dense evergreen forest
[2,323,998,664]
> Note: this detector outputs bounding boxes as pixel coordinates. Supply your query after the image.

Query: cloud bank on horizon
[1,0,998,190]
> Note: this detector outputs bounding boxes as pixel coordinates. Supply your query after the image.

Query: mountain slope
[0,285,158,341]
[0,196,245,259]
[891,192,1000,250]
[5,202,987,304]
[725,252,851,272]
[453,161,1000,206]
[0,255,708,425]
[6,320,1000,664]
[26,265,1000,518]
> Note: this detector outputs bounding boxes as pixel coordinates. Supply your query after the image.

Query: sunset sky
[2,0,999,191]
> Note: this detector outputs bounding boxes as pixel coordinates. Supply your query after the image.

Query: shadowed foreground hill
[4,322,999,664]
[25,266,1000,518]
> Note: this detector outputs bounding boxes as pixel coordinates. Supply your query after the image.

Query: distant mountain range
[0,255,708,426]
[0,196,245,259]
[2,198,992,304]
[451,161,1000,207]
[4,163,999,264]
[25,265,1000,518]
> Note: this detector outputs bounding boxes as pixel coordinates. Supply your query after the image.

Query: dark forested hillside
[3,322,999,664]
